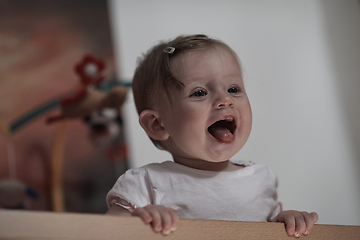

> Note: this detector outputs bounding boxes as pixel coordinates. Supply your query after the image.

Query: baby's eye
[228,86,241,94]
[190,89,207,97]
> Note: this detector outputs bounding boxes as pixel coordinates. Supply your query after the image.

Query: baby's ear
[139,110,169,141]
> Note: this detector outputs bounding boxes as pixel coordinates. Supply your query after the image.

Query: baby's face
[158,47,252,167]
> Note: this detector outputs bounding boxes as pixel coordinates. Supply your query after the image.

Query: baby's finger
[283,213,296,236]
[293,212,306,237]
[146,207,162,233]
[169,208,179,232]
[302,212,315,235]
[311,212,319,223]
[159,208,173,235]
[132,207,152,224]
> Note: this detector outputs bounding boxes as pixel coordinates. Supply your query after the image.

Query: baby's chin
[208,149,241,162]
[204,155,235,163]
[206,140,244,159]
[169,145,240,164]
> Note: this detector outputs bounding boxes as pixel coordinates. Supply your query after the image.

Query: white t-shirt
[106,160,281,222]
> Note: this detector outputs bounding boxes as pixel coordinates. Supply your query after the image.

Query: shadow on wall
[319,0,360,203]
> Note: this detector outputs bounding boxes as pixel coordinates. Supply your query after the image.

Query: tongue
[208,127,234,142]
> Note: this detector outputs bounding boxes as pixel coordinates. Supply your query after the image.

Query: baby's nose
[213,93,234,109]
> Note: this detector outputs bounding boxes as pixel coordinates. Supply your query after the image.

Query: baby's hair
[132,34,241,148]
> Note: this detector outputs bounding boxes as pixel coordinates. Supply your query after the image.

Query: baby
[106,34,318,237]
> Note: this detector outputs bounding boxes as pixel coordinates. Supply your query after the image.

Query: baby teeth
[221,117,233,121]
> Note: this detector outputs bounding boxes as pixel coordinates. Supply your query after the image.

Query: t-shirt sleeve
[106,168,152,212]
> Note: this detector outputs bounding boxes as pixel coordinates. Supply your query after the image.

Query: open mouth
[208,117,236,143]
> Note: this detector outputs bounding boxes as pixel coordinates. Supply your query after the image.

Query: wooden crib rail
[0,210,359,240]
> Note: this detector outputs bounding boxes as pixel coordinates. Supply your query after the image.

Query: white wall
[108,0,360,225]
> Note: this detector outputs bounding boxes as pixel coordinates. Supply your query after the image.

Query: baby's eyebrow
[224,72,243,79]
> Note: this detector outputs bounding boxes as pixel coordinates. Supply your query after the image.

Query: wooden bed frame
[0,210,359,239]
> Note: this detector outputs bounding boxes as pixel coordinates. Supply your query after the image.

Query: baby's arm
[106,204,179,235]
[271,210,318,237]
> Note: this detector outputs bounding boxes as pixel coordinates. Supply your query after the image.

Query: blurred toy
[47,55,128,123]
[83,108,128,162]
[45,54,129,163]
[2,55,129,134]
[49,86,128,122]
[0,54,130,135]
[0,179,38,209]
[83,108,122,145]
[0,54,129,212]
[44,54,128,212]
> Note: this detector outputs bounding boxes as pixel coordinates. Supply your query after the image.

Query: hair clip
[163,47,175,54]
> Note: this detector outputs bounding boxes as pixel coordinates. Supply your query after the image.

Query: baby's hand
[132,205,179,235]
[271,210,318,237]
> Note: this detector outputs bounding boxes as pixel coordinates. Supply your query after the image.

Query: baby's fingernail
[171,227,177,232]
[162,229,170,235]
[294,232,301,237]
[304,230,309,235]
